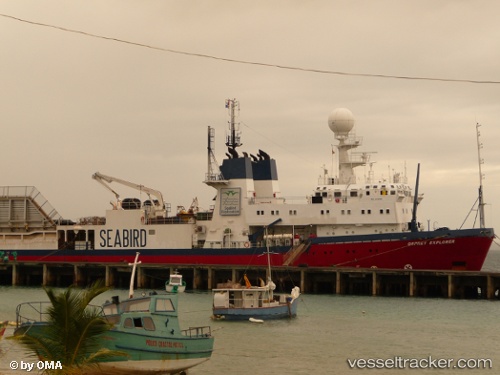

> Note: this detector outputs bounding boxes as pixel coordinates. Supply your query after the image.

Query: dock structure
[0,262,499,300]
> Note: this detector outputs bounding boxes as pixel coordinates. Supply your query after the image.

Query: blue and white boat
[212,280,300,321]
[212,229,300,321]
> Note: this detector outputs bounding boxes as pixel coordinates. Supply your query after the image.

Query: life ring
[244,242,250,248]
[335,198,340,203]
[404,264,413,270]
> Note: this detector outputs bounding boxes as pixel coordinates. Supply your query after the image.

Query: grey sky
[1,1,499,237]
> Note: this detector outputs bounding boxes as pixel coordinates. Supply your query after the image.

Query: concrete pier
[0,261,499,300]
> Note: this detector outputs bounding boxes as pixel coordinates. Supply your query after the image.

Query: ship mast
[225,99,241,150]
[206,126,224,182]
[476,123,486,228]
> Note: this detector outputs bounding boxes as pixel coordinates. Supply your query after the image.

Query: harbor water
[1,249,499,374]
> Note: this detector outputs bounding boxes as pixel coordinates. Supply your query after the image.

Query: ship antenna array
[206,126,224,181]
[476,123,486,228]
[225,98,242,149]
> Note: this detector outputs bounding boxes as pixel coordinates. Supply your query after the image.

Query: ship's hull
[7,228,494,271]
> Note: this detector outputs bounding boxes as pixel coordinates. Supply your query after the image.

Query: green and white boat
[14,253,214,374]
[15,293,214,374]
[97,292,214,374]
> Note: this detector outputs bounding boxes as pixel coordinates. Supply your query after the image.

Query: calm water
[1,250,499,374]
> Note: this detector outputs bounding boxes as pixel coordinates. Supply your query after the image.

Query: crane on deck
[92,172,168,218]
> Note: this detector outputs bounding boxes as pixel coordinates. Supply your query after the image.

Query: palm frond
[14,279,126,372]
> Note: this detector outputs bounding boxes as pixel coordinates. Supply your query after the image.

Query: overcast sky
[1,1,499,241]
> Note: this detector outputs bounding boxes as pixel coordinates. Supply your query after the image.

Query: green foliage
[11,280,127,374]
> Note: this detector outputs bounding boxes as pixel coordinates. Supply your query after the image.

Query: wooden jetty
[1,261,500,300]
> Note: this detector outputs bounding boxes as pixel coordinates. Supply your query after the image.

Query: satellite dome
[328,108,355,136]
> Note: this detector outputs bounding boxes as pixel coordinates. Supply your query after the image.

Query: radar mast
[476,123,486,228]
[225,99,242,150]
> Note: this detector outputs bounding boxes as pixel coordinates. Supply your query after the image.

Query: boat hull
[165,285,186,293]
[213,298,299,321]
[7,228,494,271]
[97,358,210,375]
[99,331,213,374]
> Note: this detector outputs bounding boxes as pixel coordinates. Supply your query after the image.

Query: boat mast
[128,252,141,299]
[265,227,272,282]
[476,123,486,228]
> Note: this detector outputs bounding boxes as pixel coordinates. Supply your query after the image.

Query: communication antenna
[206,126,224,182]
[476,123,486,228]
[225,98,242,149]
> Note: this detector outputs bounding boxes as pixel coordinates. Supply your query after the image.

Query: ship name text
[146,339,184,348]
[408,239,455,246]
[99,229,147,248]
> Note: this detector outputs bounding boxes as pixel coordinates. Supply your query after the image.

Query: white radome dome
[328,108,355,135]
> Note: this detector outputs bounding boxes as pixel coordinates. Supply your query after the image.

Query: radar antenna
[206,126,224,182]
[225,99,242,149]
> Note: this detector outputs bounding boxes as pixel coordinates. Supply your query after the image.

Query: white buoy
[249,318,264,324]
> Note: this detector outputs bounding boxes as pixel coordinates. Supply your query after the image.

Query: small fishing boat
[212,229,300,321]
[212,279,300,321]
[165,270,186,293]
[14,253,214,374]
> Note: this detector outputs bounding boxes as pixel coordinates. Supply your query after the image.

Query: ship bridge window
[334,191,342,198]
[380,209,384,214]
[315,192,321,197]
[322,192,328,197]
[350,191,358,197]
[391,191,396,195]
[366,191,370,196]
[361,210,365,214]
[289,210,297,215]
[386,209,390,214]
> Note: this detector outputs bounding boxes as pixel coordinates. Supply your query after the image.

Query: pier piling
[0,262,499,300]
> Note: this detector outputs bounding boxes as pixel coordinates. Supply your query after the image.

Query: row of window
[315,189,401,198]
[256,208,393,216]
[337,209,391,215]
[257,210,298,216]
